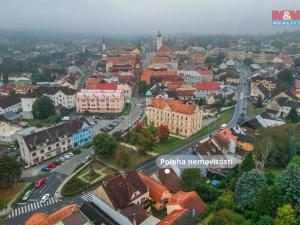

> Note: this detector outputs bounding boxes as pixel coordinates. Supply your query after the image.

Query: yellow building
[146,97,203,137]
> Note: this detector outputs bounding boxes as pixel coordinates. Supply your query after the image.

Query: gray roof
[0,96,21,109]
[1,111,22,121]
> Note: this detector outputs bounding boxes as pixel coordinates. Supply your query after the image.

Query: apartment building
[17,117,92,166]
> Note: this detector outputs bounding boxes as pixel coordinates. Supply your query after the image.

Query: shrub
[61,177,87,196]
[72,149,82,155]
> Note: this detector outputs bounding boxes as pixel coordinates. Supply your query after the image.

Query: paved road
[137,62,251,175]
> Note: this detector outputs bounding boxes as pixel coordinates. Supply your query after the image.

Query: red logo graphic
[272,10,300,20]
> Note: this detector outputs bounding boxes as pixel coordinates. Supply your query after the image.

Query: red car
[47,164,57,169]
[35,179,46,188]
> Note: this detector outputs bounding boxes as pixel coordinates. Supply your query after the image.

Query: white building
[117,83,132,103]
[177,70,204,84]
[21,86,76,112]
[0,96,22,115]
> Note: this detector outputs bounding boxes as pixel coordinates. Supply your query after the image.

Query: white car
[67,152,74,157]
[22,190,33,201]
[59,157,65,162]
[40,194,50,204]
[64,154,70,159]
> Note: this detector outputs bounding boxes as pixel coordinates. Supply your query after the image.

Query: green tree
[274,204,295,225]
[276,163,300,206]
[32,96,55,119]
[256,215,273,225]
[0,154,22,188]
[93,133,118,157]
[235,170,267,208]
[254,186,284,219]
[243,58,255,65]
[274,69,294,94]
[287,136,298,159]
[181,168,203,191]
[116,148,130,168]
[2,74,9,84]
[286,108,298,123]
[138,81,148,95]
[148,122,157,135]
[240,152,256,174]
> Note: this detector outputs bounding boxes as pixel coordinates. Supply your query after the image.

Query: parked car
[35,179,46,188]
[47,164,57,169]
[64,154,70,160]
[59,157,65,162]
[41,167,51,172]
[53,160,61,166]
[22,190,33,201]
[40,194,50,204]
[66,152,74,157]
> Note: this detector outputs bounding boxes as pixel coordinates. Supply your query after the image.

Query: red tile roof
[196,68,214,76]
[138,172,170,202]
[85,83,117,90]
[26,204,79,225]
[156,168,182,193]
[194,82,220,91]
[168,191,207,217]
[141,69,178,85]
[149,97,198,115]
[157,209,190,225]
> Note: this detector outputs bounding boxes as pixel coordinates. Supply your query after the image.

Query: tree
[254,186,284,219]
[274,69,294,94]
[32,96,55,119]
[240,152,256,174]
[148,122,157,135]
[256,95,263,107]
[156,125,170,142]
[287,136,298,159]
[256,215,273,225]
[286,107,298,123]
[93,133,118,157]
[137,81,148,96]
[276,163,300,206]
[181,169,203,191]
[235,170,267,208]
[254,136,273,170]
[116,148,130,167]
[2,74,9,84]
[135,120,143,131]
[0,154,22,188]
[274,204,295,225]
[243,58,255,65]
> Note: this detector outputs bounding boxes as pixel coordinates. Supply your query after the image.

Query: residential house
[176,87,195,101]
[157,209,194,225]
[138,172,172,209]
[167,191,207,217]
[251,83,271,100]
[177,70,203,84]
[25,204,92,225]
[196,68,214,82]
[266,92,300,118]
[93,169,150,211]
[141,69,182,86]
[17,117,92,166]
[145,97,203,137]
[231,127,255,153]
[0,96,22,115]
[194,82,220,99]
[21,86,76,112]
[153,168,182,193]
[251,76,276,92]
[256,111,285,127]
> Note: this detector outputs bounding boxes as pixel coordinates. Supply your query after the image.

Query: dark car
[41,167,51,172]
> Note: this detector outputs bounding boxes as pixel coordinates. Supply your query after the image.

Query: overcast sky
[0,0,299,35]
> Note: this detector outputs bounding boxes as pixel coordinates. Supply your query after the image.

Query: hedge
[11,183,34,209]
[61,177,87,196]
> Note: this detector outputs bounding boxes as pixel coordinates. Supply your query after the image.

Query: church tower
[156,30,162,51]
[102,36,106,52]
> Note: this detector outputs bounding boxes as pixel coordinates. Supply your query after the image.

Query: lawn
[248,104,265,117]
[0,183,28,203]
[27,115,61,128]
[107,146,153,168]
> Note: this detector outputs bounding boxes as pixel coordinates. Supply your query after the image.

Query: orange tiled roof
[168,191,207,217]
[219,128,238,141]
[157,209,188,225]
[141,69,178,84]
[25,204,79,225]
[149,97,198,115]
[138,172,169,202]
